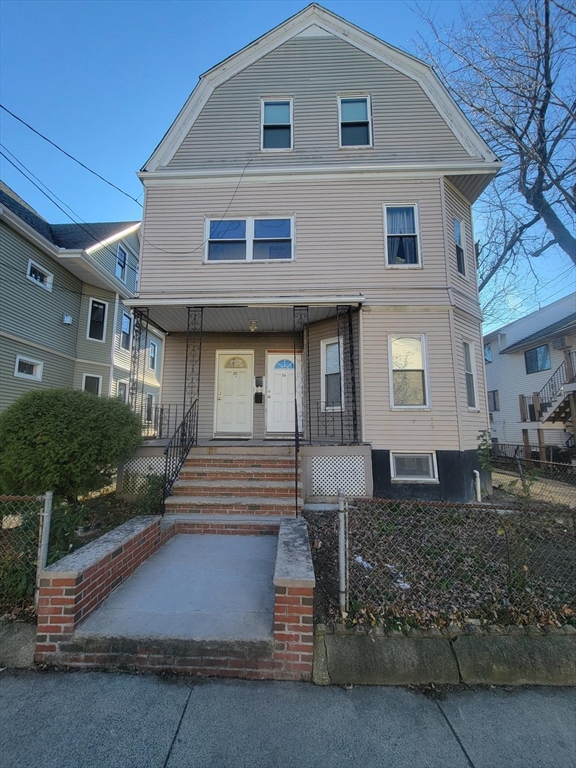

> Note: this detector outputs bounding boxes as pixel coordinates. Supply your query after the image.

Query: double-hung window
[115,246,127,281]
[206,217,293,262]
[261,100,292,150]
[384,206,420,266]
[26,259,53,291]
[321,338,343,410]
[488,390,500,412]
[120,312,131,351]
[484,342,492,363]
[146,393,154,422]
[83,374,101,396]
[87,299,107,342]
[149,341,157,371]
[454,219,466,275]
[117,381,127,402]
[390,335,428,407]
[463,341,477,408]
[339,96,372,147]
[524,344,551,374]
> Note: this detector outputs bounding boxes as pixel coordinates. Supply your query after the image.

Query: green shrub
[0,389,142,500]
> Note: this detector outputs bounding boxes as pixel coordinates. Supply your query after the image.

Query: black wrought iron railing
[539,351,576,413]
[162,399,199,507]
[141,403,183,440]
[294,398,300,517]
[313,402,358,444]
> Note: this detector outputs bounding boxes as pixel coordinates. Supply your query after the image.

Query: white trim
[383,203,422,269]
[115,245,128,282]
[86,297,109,343]
[320,337,345,412]
[0,331,76,362]
[388,333,431,410]
[143,5,497,171]
[260,97,294,152]
[84,223,140,255]
[26,258,53,292]
[204,215,295,263]
[213,350,255,437]
[337,94,373,149]
[358,307,366,443]
[120,311,132,351]
[463,339,479,411]
[390,451,439,483]
[82,373,102,396]
[149,340,158,370]
[126,294,365,308]
[14,354,43,381]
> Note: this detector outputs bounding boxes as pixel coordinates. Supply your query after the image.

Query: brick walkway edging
[35,516,315,682]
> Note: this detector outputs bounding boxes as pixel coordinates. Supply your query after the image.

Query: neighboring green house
[0,182,163,419]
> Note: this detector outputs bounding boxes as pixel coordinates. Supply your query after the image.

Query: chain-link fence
[490,453,576,508]
[0,495,46,613]
[305,497,575,630]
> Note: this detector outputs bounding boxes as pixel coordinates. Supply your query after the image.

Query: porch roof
[126,294,365,333]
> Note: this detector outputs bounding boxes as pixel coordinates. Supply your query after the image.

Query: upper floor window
[390,335,428,407]
[463,341,477,408]
[87,298,107,342]
[115,246,127,281]
[454,219,465,275]
[525,344,551,374]
[206,218,293,262]
[484,342,492,363]
[384,205,420,267]
[321,338,343,410]
[26,259,53,292]
[488,390,500,412]
[120,312,131,351]
[149,341,157,371]
[261,100,292,150]
[339,96,372,147]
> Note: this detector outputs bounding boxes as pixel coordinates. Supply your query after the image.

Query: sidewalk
[1,671,574,767]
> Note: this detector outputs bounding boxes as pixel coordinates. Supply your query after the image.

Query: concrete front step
[164,495,300,516]
[172,479,297,498]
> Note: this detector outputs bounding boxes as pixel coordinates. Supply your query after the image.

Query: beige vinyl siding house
[129,4,501,501]
[0,182,162,414]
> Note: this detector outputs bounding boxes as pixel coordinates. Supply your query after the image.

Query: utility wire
[0,103,142,207]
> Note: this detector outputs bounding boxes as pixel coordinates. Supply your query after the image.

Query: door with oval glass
[266,352,302,434]
[215,352,254,435]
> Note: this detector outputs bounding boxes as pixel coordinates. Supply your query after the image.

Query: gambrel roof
[143,3,498,173]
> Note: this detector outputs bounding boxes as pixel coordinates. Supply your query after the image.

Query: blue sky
[1,0,573,325]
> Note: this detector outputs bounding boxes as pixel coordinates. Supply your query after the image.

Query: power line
[0,103,142,207]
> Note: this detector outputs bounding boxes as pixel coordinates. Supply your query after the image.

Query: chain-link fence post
[35,491,53,606]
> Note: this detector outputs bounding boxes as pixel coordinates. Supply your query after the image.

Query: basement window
[391,452,438,483]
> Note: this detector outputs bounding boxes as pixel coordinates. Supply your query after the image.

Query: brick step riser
[172,486,299,498]
[178,471,300,482]
[184,460,297,469]
[164,505,299,516]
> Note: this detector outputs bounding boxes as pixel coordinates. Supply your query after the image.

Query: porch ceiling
[140,302,363,333]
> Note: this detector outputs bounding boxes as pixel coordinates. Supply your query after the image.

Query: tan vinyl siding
[162,332,296,440]
[0,336,75,410]
[453,310,489,450]
[75,286,116,365]
[140,177,448,303]
[362,306,461,451]
[168,37,472,171]
[0,222,82,357]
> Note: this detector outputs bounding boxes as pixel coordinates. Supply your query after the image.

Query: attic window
[261,100,292,150]
[339,96,372,147]
[26,259,53,291]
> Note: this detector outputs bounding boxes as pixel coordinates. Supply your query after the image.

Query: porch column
[337,305,359,444]
[183,307,203,422]
[293,306,310,443]
[128,307,149,419]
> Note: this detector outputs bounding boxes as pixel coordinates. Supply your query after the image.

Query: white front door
[266,352,301,433]
[215,352,253,435]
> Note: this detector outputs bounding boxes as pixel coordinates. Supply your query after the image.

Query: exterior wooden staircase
[164,445,301,517]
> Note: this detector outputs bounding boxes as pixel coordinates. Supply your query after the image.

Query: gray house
[0,182,163,417]
[128,4,501,503]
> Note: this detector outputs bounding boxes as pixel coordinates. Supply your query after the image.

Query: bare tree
[417,0,576,310]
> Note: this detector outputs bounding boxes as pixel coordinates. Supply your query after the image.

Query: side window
[484,342,492,363]
[454,219,466,275]
[26,259,53,291]
[339,96,372,147]
[463,341,477,408]
[87,299,107,342]
[261,100,292,150]
[120,313,132,351]
[83,374,101,396]
[115,246,127,281]
[488,390,500,412]
[321,338,343,410]
[117,381,127,402]
[149,341,157,371]
[390,335,428,407]
[524,344,551,374]
[145,393,154,422]
[384,206,420,266]
[14,355,43,381]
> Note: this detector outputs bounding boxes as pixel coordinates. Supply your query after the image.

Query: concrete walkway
[0,671,574,767]
[77,534,277,641]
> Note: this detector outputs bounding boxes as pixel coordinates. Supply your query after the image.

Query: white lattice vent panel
[122,457,164,494]
[311,456,366,496]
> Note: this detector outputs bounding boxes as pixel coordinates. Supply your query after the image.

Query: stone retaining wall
[313,624,576,686]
